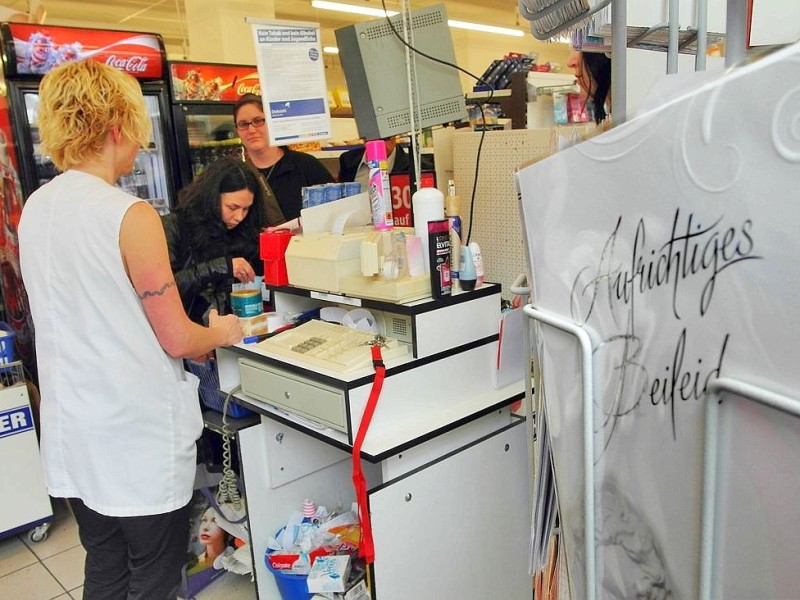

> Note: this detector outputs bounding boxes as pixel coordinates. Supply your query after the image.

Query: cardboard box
[266,546,331,574]
[306,554,351,593]
[311,573,369,600]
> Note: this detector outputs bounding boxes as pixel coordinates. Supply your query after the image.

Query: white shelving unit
[216,284,532,599]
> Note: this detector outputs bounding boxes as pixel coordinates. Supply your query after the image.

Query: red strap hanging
[351,343,386,564]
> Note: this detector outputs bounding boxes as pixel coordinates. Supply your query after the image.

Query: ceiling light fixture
[447,20,525,37]
[311,1,524,37]
[311,0,397,18]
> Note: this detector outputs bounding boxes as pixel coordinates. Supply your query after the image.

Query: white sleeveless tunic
[19,170,202,517]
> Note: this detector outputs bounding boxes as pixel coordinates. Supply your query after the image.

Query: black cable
[379,0,497,245]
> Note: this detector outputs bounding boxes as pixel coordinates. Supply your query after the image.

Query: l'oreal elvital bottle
[365,140,393,231]
[427,219,451,298]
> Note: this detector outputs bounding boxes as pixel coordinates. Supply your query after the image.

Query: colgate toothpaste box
[266,546,332,574]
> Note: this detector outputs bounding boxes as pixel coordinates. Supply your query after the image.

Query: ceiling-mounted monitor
[335,3,467,140]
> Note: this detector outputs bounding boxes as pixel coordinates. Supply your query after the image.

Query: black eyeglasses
[235,116,266,131]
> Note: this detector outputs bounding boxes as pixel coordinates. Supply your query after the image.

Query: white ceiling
[4,0,531,58]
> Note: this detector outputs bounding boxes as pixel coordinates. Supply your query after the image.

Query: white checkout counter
[216,283,532,599]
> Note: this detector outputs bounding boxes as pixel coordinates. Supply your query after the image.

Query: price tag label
[389,172,437,228]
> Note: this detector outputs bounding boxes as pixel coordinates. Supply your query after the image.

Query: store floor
[0,498,256,600]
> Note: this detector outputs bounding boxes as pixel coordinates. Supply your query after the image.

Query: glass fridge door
[185,112,242,178]
[24,92,172,215]
[119,94,172,215]
[22,92,58,189]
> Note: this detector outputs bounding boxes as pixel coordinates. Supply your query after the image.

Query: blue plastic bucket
[265,558,312,600]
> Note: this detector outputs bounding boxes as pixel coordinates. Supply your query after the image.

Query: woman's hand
[231,257,255,283]
[207,309,243,347]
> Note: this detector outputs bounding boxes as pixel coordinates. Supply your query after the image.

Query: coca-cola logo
[237,82,261,95]
[105,55,149,73]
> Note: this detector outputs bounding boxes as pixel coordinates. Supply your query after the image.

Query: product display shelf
[215,283,532,599]
[465,71,528,129]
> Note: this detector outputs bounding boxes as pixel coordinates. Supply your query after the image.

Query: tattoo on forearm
[138,281,176,300]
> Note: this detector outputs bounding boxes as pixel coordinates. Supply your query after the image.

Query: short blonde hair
[38,60,151,171]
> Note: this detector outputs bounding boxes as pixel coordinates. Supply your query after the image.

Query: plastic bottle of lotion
[459,246,477,291]
[412,187,444,274]
[469,242,484,288]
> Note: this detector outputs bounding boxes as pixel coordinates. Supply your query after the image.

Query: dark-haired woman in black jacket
[567,50,612,125]
[162,157,267,324]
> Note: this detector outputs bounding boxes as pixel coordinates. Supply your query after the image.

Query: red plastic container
[260,231,294,286]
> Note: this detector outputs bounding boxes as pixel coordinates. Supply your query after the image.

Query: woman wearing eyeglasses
[233,94,334,231]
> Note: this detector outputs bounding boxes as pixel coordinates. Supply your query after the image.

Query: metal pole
[695,0,708,70]
[611,0,627,125]
[667,0,680,73]
[726,0,748,67]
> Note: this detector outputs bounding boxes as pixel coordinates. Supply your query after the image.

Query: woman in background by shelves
[162,156,267,325]
[567,49,612,125]
[233,93,333,232]
[337,135,407,190]
[338,135,436,191]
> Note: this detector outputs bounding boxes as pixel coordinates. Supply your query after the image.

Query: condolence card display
[517,42,800,600]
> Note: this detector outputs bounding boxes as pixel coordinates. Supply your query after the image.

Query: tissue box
[310,578,369,600]
[306,555,351,593]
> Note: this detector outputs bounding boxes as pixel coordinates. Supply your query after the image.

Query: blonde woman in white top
[19,60,242,600]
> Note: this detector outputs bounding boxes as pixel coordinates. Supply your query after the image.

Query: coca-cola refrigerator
[0,23,179,214]
[169,61,261,189]
[0,80,33,377]
[0,23,180,378]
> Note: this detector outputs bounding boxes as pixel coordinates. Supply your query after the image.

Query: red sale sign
[389,172,436,228]
[8,23,164,79]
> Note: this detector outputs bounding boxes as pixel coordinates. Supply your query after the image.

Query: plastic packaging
[469,242,484,288]
[365,140,393,231]
[445,180,462,292]
[427,219,451,298]
[302,499,317,522]
[459,246,477,291]
[412,187,445,273]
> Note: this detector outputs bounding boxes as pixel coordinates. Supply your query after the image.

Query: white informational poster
[249,19,331,145]
[517,42,800,600]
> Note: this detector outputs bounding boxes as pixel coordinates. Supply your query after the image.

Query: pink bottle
[365,140,393,231]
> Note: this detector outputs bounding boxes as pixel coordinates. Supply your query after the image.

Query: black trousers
[70,498,191,600]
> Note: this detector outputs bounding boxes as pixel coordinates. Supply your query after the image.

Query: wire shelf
[0,361,26,388]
